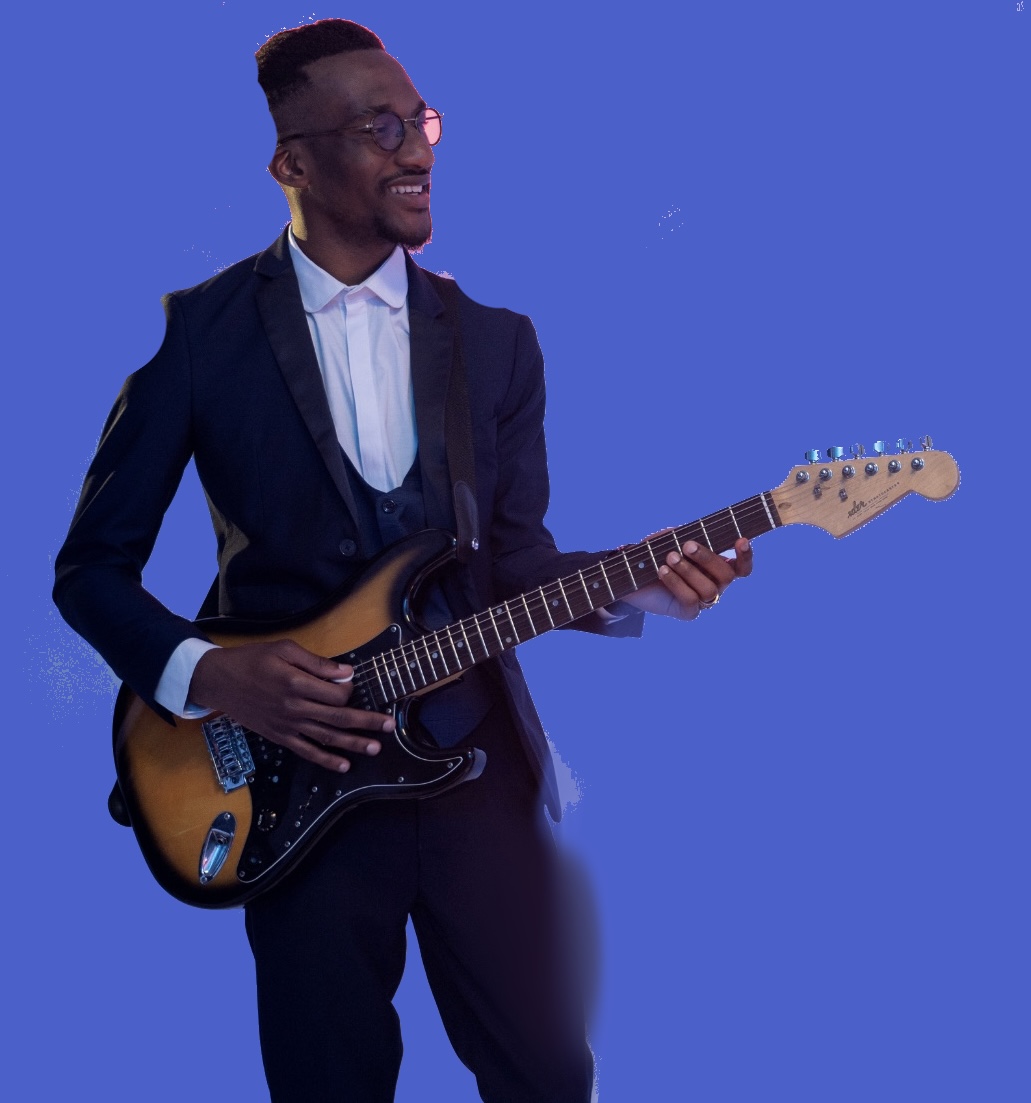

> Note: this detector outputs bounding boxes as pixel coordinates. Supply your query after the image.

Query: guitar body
[113,528,485,909]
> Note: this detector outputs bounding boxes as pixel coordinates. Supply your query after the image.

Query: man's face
[285,50,434,250]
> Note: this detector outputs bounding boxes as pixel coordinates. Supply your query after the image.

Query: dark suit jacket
[54,230,642,816]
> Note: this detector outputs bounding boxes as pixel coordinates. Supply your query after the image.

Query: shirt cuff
[154,638,221,719]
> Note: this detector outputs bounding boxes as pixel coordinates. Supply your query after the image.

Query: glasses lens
[370,113,406,151]
[419,109,443,146]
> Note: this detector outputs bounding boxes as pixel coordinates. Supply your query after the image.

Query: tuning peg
[827,446,845,461]
[896,438,913,453]
[850,442,866,459]
[873,440,887,455]
[804,449,822,463]
[920,434,933,451]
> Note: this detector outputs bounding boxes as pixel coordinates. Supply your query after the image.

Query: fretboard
[354,491,781,709]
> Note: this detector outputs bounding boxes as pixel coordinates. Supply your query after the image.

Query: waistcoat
[340,449,495,747]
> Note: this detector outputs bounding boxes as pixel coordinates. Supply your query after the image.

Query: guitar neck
[356,491,782,708]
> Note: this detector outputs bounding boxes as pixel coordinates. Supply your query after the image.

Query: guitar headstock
[770,437,960,538]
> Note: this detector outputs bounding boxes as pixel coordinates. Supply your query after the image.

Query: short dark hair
[255,19,384,111]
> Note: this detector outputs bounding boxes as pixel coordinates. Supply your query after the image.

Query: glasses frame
[277,108,443,152]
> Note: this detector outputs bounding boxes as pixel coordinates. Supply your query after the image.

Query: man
[54,19,752,1103]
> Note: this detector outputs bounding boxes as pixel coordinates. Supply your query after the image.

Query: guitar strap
[428,273,481,566]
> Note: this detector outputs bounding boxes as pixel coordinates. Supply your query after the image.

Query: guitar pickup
[202,715,256,793]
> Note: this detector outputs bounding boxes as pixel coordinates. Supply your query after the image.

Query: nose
[396,121,434,172]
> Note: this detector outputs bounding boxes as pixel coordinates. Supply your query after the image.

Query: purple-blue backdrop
[7,2,1027,1100]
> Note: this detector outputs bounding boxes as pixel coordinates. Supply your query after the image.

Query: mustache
[382,171,431,187]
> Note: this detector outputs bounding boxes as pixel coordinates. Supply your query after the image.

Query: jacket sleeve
[488,314,644,639]
[53,294,212,718]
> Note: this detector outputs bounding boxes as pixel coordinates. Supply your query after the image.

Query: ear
[268,144,310,191]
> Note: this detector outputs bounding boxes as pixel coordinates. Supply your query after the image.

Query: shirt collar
[287,228,408,313]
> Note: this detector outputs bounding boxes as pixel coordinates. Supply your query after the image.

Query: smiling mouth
[388,184,428,195]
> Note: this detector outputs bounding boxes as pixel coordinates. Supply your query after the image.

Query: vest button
[339,539,357,557]
[381,498,398,514]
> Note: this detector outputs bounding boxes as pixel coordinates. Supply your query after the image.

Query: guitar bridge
[202,715,256,793]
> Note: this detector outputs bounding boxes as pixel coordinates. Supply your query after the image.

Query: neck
[289,215,396,286]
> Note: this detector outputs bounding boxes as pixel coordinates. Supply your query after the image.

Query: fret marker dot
[551,600,559,607]
[505,637,512,643]
[638,562,645,569]
[457,641,464,648]
[592,582,599,589]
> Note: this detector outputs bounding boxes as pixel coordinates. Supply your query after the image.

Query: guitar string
[348,496,779,701]
[348,495,779,706]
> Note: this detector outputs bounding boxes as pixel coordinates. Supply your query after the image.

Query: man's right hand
[188,640,394,772]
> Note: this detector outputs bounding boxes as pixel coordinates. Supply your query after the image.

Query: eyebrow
[363,99,427,116]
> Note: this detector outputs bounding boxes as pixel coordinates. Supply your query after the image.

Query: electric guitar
[113,439,959,908]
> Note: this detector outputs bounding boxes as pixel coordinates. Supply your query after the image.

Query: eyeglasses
[278,108,443,152]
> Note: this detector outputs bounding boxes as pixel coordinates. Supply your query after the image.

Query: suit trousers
[244,704,595,1103]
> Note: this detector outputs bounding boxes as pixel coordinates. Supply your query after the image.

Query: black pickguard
[233,624,484,890]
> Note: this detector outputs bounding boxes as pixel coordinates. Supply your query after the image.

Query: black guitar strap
[429,273,481,565]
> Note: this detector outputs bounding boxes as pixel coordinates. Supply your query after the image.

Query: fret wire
[397,644,420,693]
[577,570,594,611]
[519,593,539,637]
[697,517,713,550]
[429,631,451,676]
[643,540,660,573]
[660,528,679,552]
[380,650,402,703]
[469,612,492,659]
[582,566,609,608]
[760,491,777,529]
[369,654,388,704]
[442,624,465,669]
[455,619,476,664]
[379,654,400,706]
[732,503,758,536]
[412,634,440,683]
[555,579,575,620]
[620,549,641,590]
[502,603,520,645]
[485,606,506,652]
[700,515,728,553]
[538,586,556,628]
[408,641,430,687]
[713,509,739,544]
[598,562,616,602]
[728,505,742,540]
[659,530,682,558]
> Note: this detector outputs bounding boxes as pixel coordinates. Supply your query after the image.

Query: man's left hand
[621,538,753,620]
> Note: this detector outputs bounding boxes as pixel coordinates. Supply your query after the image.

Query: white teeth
[389,185,424,194]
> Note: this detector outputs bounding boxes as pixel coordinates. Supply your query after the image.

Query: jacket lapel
[253,231,361,534]
[252,236,459,545]
[406,258,456,532]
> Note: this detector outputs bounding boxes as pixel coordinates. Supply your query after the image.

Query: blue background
[5,2,1027,1099]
